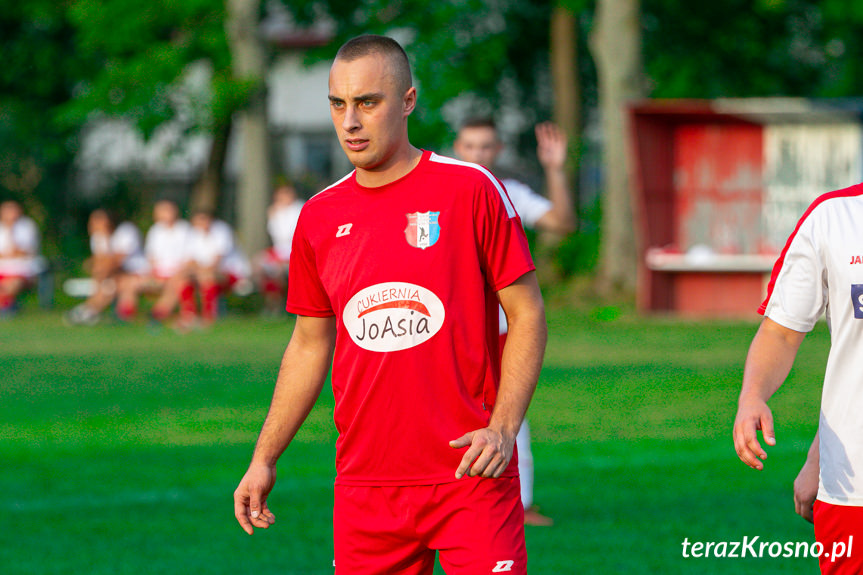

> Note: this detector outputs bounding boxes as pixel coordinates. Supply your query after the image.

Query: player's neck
[355,146,423,188]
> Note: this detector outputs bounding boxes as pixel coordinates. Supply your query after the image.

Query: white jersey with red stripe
[760,183,863,506]
[286,150,534,486]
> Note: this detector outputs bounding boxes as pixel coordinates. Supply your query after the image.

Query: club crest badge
[405,212,441,249]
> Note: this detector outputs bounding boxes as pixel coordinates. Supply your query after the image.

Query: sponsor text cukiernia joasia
[682,536,853,562]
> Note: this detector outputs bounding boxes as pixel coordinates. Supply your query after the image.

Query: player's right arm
[233,314,336,535]
[733,317,806,470]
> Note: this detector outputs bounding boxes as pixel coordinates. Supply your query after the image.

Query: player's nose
[342,105,361,132]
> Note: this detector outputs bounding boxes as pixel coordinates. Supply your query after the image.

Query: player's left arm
[450,271,547,479]
[533,122,575,235]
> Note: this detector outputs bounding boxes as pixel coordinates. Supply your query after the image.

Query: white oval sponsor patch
[343,282,445,352]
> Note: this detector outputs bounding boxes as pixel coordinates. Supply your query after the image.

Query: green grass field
[0,307,828,574]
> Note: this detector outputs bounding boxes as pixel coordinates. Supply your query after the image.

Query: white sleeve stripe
[312,170,356,198]
[429,152,517,218]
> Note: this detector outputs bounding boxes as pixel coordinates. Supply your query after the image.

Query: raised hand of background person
[234,463,277,535]
[535,122,568,172]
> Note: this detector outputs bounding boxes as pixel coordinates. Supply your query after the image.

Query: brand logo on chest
[343,282,445,352]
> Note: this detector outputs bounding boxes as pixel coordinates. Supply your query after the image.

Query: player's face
[88,212,111,236]
[191,213,212,231]
[328,54,416,174]
[0,202,21,226]
[453,127,502,168]
[153,202,178,225]
[272,186,296,206]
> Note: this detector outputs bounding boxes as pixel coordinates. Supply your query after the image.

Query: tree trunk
[189,118,232,214]
[589,0,644,293]
[226,0,270,253]
[550,2,581,175]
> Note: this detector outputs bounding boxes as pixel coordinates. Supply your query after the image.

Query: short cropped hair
[460,117,498,132]
[335,34,412,94]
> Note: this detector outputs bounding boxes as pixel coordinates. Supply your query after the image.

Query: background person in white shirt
[254,183,304,315]
[116,199,190,322]
[453,118,575,526]
[66,209,148,325]
[0,200,44,315]
[177,209,249,327]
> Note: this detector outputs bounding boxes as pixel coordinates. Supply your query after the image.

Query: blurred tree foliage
[289,0,581,152]
[0,1,92,256]
[643,0,845,98]
[0,0,255,261]
[4,0,863,268]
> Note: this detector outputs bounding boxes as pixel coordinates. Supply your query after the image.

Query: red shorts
[814,500,862,574]
[333,476,526,575]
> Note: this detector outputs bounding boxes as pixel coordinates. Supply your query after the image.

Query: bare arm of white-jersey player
[733,317,807,470]
[234,314,336,534]
[794,431,819,523]
[450,271,547,479]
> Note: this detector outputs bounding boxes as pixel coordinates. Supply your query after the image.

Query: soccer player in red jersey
[233,35,547,574]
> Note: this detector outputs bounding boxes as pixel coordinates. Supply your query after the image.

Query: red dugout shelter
[629,98,863,317]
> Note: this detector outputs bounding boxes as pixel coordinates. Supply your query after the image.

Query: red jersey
[287,150,535,486]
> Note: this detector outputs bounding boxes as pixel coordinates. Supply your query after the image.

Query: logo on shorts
[343,282,445,352]
[492,560,514,572]
[405,212,440,249]
[852,284,863,319]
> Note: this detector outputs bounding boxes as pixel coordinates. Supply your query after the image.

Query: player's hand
[794,459,818,523]
[233,463,277,535]
[449,427,515,479]
[733,395,776,470]
[535,122,567,171]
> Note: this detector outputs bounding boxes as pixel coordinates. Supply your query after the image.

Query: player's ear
[403,87,417,117]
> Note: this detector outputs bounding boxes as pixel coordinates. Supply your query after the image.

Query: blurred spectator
[0,200,45,317]
[116,200,190,322]
[254,183,304,315]
[454,118,575,527]
[65,209,147,325]
[176,209,250,329]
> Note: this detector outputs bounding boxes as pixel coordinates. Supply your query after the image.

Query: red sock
[179,283,197,317]
[202,284,221,320]
[262,279,282,296]
[117,301,136,320]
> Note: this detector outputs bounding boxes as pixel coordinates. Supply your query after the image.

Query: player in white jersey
[176,210,249,327]
[454,117,575,526]
[733,185,863,575]
[116,200,191,322]
[0,200,45,315]
[253,183,304,315]
[66,209,148,325]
